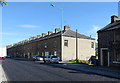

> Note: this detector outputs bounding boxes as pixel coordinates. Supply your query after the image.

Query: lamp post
[0,0,7,7]
[51,4,63,61]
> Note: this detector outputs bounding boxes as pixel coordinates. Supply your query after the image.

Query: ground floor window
[116,49,120,61]
[38,52,39,56]
[42,52,44,57]
[54,51,56,56]
[45,52,49,56]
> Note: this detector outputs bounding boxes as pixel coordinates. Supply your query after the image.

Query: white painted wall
[62,36,95,61]
[62,36,76,61]
[0,47,7,57]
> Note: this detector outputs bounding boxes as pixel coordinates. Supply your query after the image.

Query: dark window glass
[116,31,120,41]
[116,50,120,61]
[64,40,68,47]
[91,42,94,48]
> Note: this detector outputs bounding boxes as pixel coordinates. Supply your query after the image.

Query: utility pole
[76,29,78,63]
[61,8,63,61]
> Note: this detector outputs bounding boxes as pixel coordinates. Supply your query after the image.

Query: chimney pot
[48,31,53,35]
[111,15,118,23]
[37,35,41,38]
[64,26,70,31]
[55,28,60,33]
[42,33,47,37]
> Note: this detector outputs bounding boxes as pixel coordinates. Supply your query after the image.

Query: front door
[102,50,108,66]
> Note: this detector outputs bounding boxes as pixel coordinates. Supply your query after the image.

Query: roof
[11,29,95,47]
[63,30,95,40]
[97,20,120,33]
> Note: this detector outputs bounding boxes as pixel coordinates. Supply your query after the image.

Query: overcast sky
[2,2,118,46]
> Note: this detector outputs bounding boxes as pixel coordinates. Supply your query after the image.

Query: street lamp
[51,4,63,61]
[0,0,7,7]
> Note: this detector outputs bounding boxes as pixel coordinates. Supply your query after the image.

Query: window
[42,52,44,57]
[44,43,47,48]
[45,52,49,56]
[116,50,120,61]
[91,42,94,48]
[64,40,68,47]
[54,41,56,48]
[54,51,56,56]
[116,31,120,41]
[38,52,39,55]
[38,44,40,48]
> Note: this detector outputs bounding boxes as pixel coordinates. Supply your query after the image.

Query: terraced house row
[7,26,95,61]
[97,15,120,67]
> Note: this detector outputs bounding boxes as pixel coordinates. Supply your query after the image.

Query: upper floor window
[116,49,120,62]
[91,42,94,48]
[64,40,68,47]
[54,41,56,48]
[44,43,47,48]
[116,31,120,41]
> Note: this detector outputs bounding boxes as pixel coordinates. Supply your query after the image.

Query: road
[1,58,120,81]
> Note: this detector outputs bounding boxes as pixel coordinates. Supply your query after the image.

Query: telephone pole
[76,29,78,63]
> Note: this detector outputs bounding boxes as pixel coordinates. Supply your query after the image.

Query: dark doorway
[102,50,108,66]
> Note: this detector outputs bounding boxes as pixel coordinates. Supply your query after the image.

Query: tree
[0,0,7,7]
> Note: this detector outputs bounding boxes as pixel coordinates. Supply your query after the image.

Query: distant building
[0,46,7,58]
[7,26,95,61]
[97,15,120,67]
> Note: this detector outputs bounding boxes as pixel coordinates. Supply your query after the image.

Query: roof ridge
[63,29,95,40]
[98,21,120,32]
[69,30,92,38]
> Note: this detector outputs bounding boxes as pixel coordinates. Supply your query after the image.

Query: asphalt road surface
[1,58,120,81]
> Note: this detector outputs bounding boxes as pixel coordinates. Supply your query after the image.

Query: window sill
[113,61,120,64]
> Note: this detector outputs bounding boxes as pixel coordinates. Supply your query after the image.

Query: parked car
[44,55,59,63]
[36,56,43,61]
[32,55,43,61]
[0,57,6,60]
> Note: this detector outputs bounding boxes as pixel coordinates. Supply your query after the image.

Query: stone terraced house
[7,26,95,61]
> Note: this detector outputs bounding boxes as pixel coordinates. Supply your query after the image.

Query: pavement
[1,58,120,82]
[50,62,120,79]
[0,60,7,82]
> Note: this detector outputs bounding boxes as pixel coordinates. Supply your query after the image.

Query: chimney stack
[48,31,53,35]
[32,36,37,40]
[25,40,28,42]
[29,37,33,41]
[111,15,118,23]
[42,33,47,37]
[37,35,41,38]
[64,26,70,31]
[55,28,60,33]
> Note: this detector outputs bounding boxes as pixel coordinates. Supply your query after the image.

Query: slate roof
[12,29,95,47]
[26,30,95,44]
[97,20,120,33]
[63,30,95,40]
